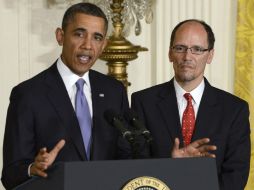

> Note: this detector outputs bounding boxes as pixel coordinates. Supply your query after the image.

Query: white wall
[0,0,237,189]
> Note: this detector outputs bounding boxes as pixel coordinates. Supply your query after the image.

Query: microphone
[124,109,152,143]
[104,109,134,143]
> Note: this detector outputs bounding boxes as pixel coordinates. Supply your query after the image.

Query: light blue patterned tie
[75,78,92,160]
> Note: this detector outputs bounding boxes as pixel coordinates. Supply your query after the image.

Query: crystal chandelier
[96,0,154,37]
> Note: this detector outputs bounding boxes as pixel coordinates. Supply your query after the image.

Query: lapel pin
[99,93,104,97]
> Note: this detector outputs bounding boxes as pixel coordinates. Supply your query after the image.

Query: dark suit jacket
[131,78,250,190]
[1,63,130,189]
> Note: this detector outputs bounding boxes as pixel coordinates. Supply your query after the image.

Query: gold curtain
[234,0,254,189]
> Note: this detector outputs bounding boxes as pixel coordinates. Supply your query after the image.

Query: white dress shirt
[174,78,205,126]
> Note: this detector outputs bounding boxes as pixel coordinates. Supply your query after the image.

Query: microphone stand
[129,130,151,159]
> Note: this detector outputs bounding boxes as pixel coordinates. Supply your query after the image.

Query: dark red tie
[182,93,195,146]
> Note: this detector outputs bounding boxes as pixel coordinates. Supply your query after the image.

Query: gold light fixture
[99,0,150,88]
[97,0,154,88]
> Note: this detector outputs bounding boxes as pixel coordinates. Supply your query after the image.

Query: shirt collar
[174,78,205,105]
[56,57,91,91]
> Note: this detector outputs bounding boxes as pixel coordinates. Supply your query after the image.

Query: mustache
[77,51,93,57]
[178,61,194,69]
[178,61,193,66]
[179,60,192,65]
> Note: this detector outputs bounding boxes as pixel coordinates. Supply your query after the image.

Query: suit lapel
[157,80,183,145]
[44,64,87,160]
[88,70,105,160]
[192,79,221,140]
[89,70,101,122]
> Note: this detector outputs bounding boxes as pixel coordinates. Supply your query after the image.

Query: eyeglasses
[171,45,210,55]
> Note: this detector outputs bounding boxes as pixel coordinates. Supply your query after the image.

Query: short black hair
[170,19,215,50]
[62,2,108,33]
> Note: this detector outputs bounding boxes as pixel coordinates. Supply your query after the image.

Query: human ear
[55,28,64,46]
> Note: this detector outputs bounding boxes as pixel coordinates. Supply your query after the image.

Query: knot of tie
[184,93,192,103]
[76,78,85,91]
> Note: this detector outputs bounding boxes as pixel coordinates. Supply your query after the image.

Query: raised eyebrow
[73,28,86,33]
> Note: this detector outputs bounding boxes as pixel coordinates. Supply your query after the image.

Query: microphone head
[104,109,135,143]
[104,109,118,124]
[124,109,139,122]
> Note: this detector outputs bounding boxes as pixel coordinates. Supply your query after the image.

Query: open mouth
[78,55,92,64]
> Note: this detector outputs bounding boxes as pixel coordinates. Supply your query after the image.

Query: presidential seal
[122,176,170,190]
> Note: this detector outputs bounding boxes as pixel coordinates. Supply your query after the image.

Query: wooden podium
[15,158,219,190]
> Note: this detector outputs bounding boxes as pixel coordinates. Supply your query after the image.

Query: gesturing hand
[171,138,217,158]
[30,139,65,178]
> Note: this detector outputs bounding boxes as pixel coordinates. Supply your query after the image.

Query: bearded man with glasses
[131,19,250,190]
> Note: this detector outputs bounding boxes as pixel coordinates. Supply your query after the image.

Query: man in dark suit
[131,19,251,190]
[1,3,129,189]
